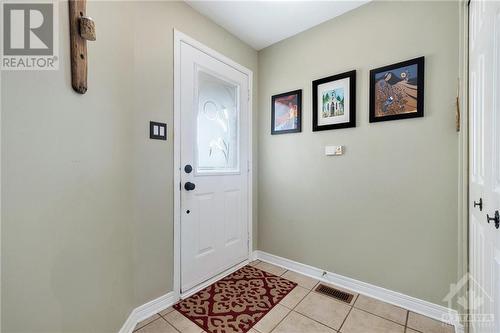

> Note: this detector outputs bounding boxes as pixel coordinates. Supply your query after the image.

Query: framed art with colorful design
[312,70,356,131]
[369,56,425,122]
[271,89,302,135]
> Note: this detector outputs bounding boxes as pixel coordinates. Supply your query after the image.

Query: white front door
[178,39,250,293]
[469,1,500,332]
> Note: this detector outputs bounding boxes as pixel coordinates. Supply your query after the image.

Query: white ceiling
[185,1,370,50]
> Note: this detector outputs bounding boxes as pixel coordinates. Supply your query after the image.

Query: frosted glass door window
[196,69,240,173]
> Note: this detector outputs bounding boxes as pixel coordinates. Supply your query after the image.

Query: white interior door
[179,40,250,293]
[469,1,500,332]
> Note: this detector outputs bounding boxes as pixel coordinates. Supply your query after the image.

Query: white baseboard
[254,250,464,333]
[118,292,178,333]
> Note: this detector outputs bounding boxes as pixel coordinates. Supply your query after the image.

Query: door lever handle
[486,210,500,229]
[474,198,483,211]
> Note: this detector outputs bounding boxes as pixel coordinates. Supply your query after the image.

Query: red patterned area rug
[174,265,297,333]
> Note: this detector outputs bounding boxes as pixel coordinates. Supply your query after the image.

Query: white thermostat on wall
[325,145,344,156]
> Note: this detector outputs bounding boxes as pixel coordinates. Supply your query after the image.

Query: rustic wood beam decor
[68,0,96,94]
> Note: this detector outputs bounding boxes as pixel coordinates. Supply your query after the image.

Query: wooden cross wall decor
[68,0,96,94]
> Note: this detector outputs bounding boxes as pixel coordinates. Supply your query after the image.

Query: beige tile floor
[134,261,456,333]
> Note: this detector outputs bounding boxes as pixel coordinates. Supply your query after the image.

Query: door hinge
[179,182,181,191]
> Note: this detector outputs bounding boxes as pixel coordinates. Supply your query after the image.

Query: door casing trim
[458,1,469,329]
[173,29,254,299]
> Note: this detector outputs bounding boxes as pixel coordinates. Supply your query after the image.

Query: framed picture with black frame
[271,89,302,135]
[312,70,356,131]
[369,56,425,123]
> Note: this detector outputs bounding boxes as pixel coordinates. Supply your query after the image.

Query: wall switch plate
[325,145,344,156]
[150,121,167,140]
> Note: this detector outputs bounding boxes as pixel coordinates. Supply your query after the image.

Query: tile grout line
[260,305,292,333]
[133,316,164,332]
[254,281,304,333]
[404,311,426,333]
[158,310,174,321]
[163,310,206,333]
[291,308,347,332]
[253,270,301,333]
[291,284,348,332]
[353,307,407,328]
[291,286,314,311]
[278,290,308,311]
[159,312,183,333]
[337,303,354,333]
[273,286,337,332]
[327,289,407,330]
[405,310,410,331]
[166,317,183,333]
[267,309,293,333]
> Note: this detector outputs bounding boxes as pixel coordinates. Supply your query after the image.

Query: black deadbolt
[184,164,193,173]
[184,182,196,191]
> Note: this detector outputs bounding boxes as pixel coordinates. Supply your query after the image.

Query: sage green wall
[257,0,459,306]
[1,1,258,332]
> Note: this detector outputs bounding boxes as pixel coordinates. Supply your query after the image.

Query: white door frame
[458,0,469,313]
[173,30,253,299]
